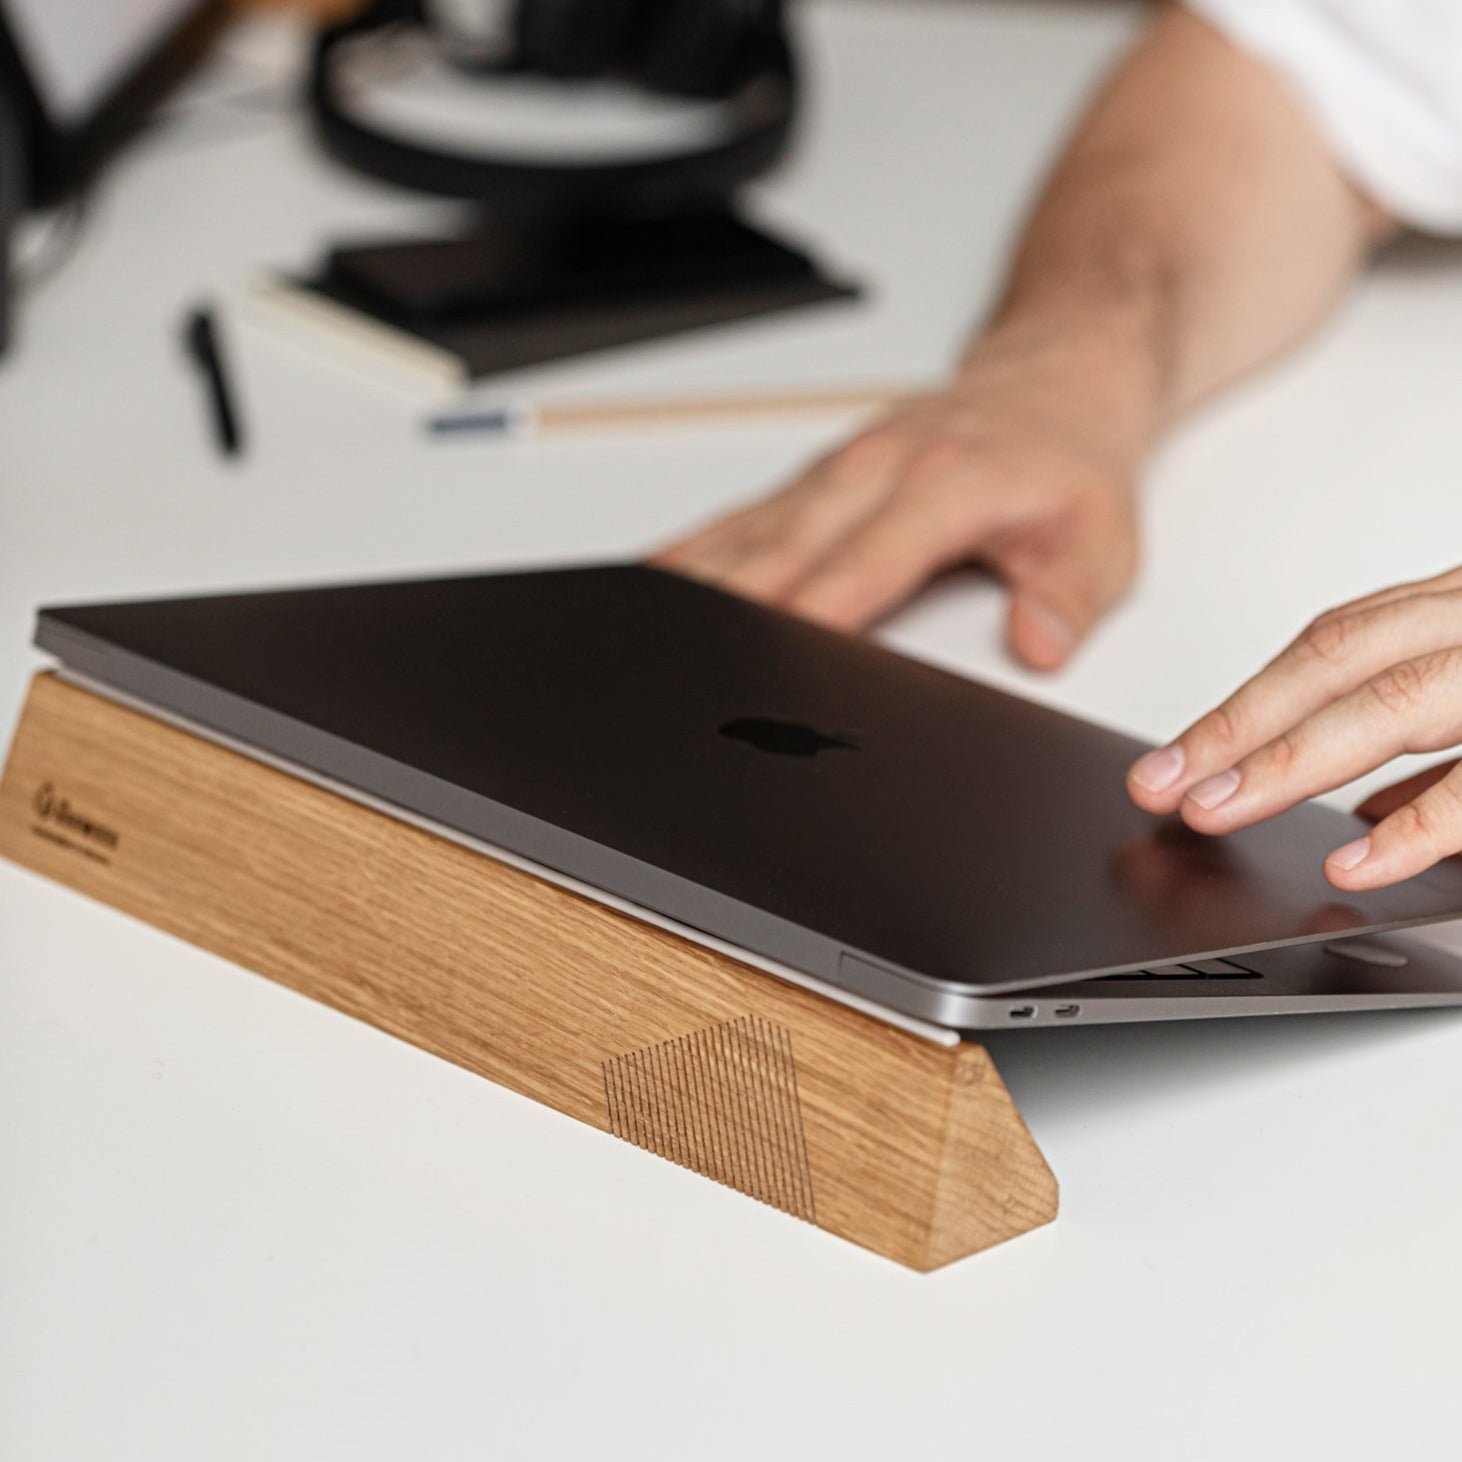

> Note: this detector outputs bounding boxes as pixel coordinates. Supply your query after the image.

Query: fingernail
[1131,744,1185,793]
[1329,837,1371,871]
[1187,769,1241,810]
[1017,598,1076,667]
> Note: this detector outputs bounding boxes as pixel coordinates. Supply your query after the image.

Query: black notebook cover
[276,210,860,384]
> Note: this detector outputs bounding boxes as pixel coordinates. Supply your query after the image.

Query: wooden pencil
[426,382,929,439]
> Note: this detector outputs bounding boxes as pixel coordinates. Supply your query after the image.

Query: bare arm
[656,5,1395,668]
[992,3,1393,416]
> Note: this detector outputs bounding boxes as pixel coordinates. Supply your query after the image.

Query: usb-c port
[1054,1004,1081,1019]
[1008,1005,1037,1020]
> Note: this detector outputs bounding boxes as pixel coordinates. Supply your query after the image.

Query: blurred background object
[236,0,366,16]
[0,0,230,355]
[0,79,18,352]
[0,1,228,203]
[245,0,865,394]
[306,0,798,217]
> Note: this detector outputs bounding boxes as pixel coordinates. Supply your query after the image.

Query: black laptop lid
[34,564,1462,996]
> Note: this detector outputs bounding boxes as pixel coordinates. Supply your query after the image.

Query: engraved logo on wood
[602,1015,816,1222]
[29,781,120,863]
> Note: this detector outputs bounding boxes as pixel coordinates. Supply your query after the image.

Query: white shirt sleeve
[1185,0,1462,233]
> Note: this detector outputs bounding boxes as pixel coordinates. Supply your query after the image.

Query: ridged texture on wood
[604,1016,816,1222]
[0,675,1057,1269]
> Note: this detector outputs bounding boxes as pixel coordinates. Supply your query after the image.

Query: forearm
[658,6,1403,665]
[968,5,1396,437]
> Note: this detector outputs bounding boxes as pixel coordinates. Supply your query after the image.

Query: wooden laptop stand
[0,673,1057,1269]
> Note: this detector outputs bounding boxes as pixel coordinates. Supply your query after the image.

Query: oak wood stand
[0,673,1058,1269]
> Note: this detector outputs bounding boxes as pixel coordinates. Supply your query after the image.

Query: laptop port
[1007,1005,1037,1020]
[1054,1004,1081,1019]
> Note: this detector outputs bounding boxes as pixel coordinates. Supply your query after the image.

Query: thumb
[1004,501,1138,671]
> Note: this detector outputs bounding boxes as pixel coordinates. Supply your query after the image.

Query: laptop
[32,563,1462,1032]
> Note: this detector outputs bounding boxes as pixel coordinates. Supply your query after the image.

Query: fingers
[653,386,1141,658]
[1126,564,1462,891]
[1170,649,1462,838]
[1327,760,1462,891]
[1003,494,1139,669]
[650,426,911,603]
[1007,594,1080,671]
[782,447,1140,657]
[1129,589,1462,814]
[1311,563,1462,627]
[1356,759,1460,823]
[784,444,1004,630]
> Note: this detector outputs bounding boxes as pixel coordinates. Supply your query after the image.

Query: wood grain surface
[0,674,1058,1269]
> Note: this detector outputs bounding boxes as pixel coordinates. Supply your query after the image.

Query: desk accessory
[0,673,1059,1270]
[0,0,227,204]
[425,382,922,438]
[0,79,18,354]
[13,564,1462,1266]
[181,304,244,457]
[0,0,228,355]
[285,2,855,395]
[249,208,858,395]
[308,0,798,219]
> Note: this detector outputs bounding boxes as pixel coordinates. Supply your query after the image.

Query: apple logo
[718,716,859,758]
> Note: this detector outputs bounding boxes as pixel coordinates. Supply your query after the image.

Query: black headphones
[309,0,798,218]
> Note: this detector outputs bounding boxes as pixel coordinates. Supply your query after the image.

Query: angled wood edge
[925,1044,1057,1270]
[0,673,1057,1269]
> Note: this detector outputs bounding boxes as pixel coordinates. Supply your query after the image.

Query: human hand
[1127,566,1462,890]
[652,326,1153,671]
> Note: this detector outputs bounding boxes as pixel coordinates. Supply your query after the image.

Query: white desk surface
[6,4,1462,1457]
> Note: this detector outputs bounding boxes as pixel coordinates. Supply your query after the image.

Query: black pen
[182,305,244,458]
